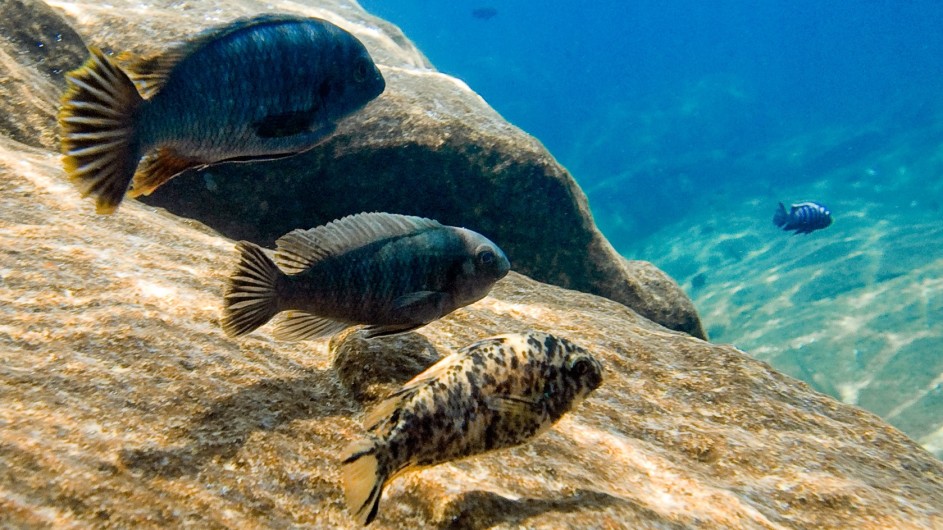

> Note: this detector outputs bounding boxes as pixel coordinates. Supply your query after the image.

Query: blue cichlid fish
[341,332,603,525]
[58,14,385,214]
[773,201,833,234]
[221,212,511,340]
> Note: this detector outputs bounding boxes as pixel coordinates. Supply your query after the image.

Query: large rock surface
[2,137,942,528]
[0,0,704,339]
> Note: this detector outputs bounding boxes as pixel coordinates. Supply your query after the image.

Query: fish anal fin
[363,352,461,430]
[129,147,203,197]
[361,323,424,339]
[272,311,351,341]
[363,393,409,432]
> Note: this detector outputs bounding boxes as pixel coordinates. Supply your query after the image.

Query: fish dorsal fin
[274,212,443,273]
[363,351,462,431]
[126,14,312,98]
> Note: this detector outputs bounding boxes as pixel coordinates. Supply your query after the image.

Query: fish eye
[353,58,369,83]
[572,359,592,376]
[477,248,496,265]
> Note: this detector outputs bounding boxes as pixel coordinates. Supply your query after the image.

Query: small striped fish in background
[773,201,833,234]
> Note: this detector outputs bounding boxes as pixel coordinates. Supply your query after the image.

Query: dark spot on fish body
[483,419,501,451]
[253,107,322,138]
[482,372,497,386]
[318,79,333,101]
[471,352,486,368]
[388,439,402,463]
[527,336,542,352]
[510,355,519,370]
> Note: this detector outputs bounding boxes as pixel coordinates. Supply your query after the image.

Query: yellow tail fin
[341,438,387,526]
[59,47,143,214]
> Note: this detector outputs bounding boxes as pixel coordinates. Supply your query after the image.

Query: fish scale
[221,212,510,341]
[341,332,604,525]
[59,14,385,213]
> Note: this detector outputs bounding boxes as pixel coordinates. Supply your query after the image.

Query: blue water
[359,0,943,246]
[360,1,943,454]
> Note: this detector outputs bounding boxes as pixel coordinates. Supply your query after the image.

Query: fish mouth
[497,256,511,279]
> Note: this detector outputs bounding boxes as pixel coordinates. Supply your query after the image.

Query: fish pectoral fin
[253,107,335,139]
[360,323,424,339]
[272,311,352,341]
[129,148,204,197]
[485,395,540,415]
[390,291,449,321]
[360,293,447,338]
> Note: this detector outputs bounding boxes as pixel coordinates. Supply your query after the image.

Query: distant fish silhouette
[472,7,498,20]
[773,201,833,234]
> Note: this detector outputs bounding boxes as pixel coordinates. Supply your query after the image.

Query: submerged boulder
[1,135,941,529]
[0,0,704,339]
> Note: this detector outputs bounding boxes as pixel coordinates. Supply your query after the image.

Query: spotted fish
[773,201,833,234]
[341,332,603,525]
[58,14,385,214]
[221,212,510,341]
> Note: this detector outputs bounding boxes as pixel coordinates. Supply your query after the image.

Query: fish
[341,332,603,525]
[471,7,499,20]
[773,201,833,234]
[221,212,510,341]
[58,14,385,214]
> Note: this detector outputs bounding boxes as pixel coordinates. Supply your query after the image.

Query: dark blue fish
[472,7,498,20]
[59,14,385,214]
[773,201,833,234]
[222,212,511,341]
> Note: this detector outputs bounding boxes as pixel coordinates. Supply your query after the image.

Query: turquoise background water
[360,1,943,454]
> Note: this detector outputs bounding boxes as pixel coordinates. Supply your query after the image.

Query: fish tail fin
[772,202,789,228]
[59,47,145,214]
[341,437,388,526]
[221,241,284,337]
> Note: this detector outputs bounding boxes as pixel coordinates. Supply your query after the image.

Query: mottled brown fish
[341,332,603,525]
[222,212,510,340]
[58,14,385,214]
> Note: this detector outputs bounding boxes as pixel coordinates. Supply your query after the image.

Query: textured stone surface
[2,137,942,529]
[0,0,704,338]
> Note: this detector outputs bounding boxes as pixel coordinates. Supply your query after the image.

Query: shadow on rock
[434,488,641,530]
[330,329,441,405]
[120,367,353,477]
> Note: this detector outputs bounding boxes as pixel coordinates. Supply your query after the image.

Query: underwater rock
[0,0,704,339]
[330,329,442,403]
[0,0,87,149]
[1,137,941,529]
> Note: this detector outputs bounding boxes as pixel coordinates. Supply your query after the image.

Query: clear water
[360,0,943,454]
